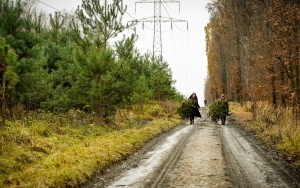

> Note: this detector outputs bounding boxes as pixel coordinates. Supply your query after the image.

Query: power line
[162,0,180,14]
[129,0,188,61]
[161,2,183,31]
[125,12,155,31]
[36,0,81,22]
[36,0,62,13]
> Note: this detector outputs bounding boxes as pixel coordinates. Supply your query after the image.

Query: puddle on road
[107,126,193,187]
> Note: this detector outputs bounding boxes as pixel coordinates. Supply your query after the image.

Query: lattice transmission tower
[131,0,188,60]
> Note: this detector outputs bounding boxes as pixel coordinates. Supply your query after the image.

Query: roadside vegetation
[0,101,182,188]
[0,0,185,187]
[229,102,300,168]
[1,0,299,187]
[205,0,300,170]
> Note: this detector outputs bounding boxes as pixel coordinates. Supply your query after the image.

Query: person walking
[188,93,201,124]
[218,94,229,125]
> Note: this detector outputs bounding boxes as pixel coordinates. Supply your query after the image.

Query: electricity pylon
[130,0,188,60]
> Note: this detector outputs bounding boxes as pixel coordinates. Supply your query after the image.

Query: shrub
[208,101,223,122]
[177,99,194,119]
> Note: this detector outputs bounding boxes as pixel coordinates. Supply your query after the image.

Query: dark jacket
[189,95,201,117]
[217,98,229,116]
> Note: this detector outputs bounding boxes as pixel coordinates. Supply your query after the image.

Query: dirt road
[83,108,299,188]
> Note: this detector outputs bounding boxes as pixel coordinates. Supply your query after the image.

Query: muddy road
[83,108,300,188]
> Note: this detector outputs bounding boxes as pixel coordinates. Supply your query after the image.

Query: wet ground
[82,107,300,188]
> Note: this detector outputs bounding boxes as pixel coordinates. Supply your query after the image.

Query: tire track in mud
[161,122,230,187]
[106,124,197,187]
[83,107,299,188]
[146,125,197,188]
[220,125,294,187]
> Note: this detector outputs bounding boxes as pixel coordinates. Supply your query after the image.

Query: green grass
[0,101,182,188]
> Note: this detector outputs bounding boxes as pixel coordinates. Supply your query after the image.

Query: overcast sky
[36,0,211,106]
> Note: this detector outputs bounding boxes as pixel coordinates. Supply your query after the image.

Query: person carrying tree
[188,93,201,124]
[218,94,229,125]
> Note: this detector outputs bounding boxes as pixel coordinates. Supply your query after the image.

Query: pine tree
[75,0,135,49]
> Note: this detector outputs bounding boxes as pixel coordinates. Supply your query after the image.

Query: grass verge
[0,101,182,188]
[228,101,300,168]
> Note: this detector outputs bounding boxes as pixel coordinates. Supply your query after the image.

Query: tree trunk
[271,70,277,108]
[1,75,6,126]
[293,21,300,103]
[279,67,286,107]
[233,0,243,102]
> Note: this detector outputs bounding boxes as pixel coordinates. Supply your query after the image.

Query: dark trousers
[190,116,194,124]
[221,115,226,125]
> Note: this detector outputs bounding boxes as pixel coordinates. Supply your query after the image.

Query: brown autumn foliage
[205,0,300,165]
[205,0,300,108]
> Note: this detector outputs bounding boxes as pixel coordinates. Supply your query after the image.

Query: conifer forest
[0,0,182,124]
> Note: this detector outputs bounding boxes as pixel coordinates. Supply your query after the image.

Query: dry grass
[229,101,253,125]
[0,101,182,188]
[229,101,300,167]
